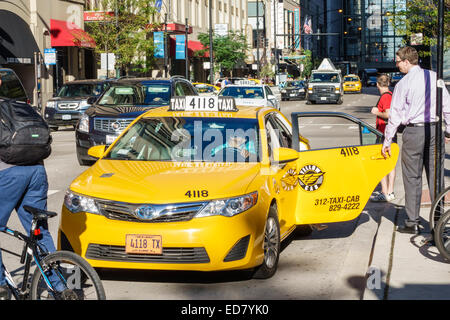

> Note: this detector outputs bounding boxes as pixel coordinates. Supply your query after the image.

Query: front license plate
[320,97,327,101]
[62,114,71,120]
[125,234,162,254]
[106,135,117,145]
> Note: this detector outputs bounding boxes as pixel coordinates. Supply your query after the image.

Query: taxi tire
[253,206,280,279]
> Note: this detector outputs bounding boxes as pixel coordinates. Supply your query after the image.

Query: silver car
[218,84,280,110]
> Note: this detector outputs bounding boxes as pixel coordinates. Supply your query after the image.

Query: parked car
[343,74,362,94]
[367,76,378,87]
[0,68,29,103]
[390,72,404,86]
[44,80,113,130]
[218,84,280,110]
[280,80,306,101]
[75,76,198,166]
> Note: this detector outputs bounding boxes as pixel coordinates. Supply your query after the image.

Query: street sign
[175,35,186,60]
[44,48,56,66]
[154,32,165,58]
[214,23,228,37]
[101,53,115,71]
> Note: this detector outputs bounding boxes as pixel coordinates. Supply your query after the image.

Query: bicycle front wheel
[30,250,106,300]
[429,186,450,231]
[435,209,450,262]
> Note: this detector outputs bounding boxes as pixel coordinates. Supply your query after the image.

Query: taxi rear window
[106,117,260,163]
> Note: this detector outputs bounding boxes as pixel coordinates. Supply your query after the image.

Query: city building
[0,0,94,109]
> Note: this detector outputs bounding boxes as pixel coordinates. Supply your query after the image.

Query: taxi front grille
[96,200,206,223]
[86,244,210,263]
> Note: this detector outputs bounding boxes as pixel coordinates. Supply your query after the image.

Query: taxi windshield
[344,76,359,82]
[98,85,145,106]
[143,84,171,105]
[106,117,260,163]
[220,87,264,99]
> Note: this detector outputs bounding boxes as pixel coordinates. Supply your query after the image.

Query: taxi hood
[70,160,261,204]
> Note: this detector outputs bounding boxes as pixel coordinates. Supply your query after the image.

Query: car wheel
[337,97,343,105]
[253,206,280,279]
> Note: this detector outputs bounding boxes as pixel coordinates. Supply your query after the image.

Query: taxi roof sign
[170,96,237,112]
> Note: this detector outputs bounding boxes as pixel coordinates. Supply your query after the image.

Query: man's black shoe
[397,224,421,235]
[0,284,11,300]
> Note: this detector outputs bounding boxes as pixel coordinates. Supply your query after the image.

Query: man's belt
[406,122,438,127]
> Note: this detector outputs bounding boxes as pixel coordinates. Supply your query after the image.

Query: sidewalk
[363,141,450,300]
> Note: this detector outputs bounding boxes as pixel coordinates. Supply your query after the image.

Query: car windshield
[219,87,264,99]
[344,76,359,82]
[286,81,304,88]
[98,85,145,106]
[0,70,27,101]
[310,73,340,83]
[57,83,106,97]
[106,117,260,163]
[142,84,171,105]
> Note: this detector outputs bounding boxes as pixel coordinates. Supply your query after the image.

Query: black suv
[0,68,29,103]
[44,79,113,130]
[75,76,198,165]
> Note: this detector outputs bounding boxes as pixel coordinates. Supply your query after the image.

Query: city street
[1,87,393,301]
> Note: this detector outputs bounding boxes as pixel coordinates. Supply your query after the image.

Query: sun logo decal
[281,168,298,191]
[298,164,325,191]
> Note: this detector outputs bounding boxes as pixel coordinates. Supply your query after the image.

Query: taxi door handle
[370,154,390,160]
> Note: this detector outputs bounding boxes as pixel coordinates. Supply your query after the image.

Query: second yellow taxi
[343,74,362,93]
[59,96,398,279]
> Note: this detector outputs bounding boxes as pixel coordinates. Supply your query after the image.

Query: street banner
[176,35,186,60]
[154,32,165,58]
[294,7,301,49]
[44,48,56,66]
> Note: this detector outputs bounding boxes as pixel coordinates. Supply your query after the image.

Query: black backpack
[0,98,52,165]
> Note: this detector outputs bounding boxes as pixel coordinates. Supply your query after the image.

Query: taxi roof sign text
[170,96,237,112]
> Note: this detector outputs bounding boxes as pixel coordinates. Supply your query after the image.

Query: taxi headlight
[64,190,100,215]
[78,113,89,133]
[196,192,258,218]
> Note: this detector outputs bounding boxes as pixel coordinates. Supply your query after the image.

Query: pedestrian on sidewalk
[371,74,396,202]
[381,46,450,235]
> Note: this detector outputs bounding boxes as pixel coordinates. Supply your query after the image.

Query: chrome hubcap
[263,217,279,269]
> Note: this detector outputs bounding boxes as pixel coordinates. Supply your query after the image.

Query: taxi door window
[265,86,273,97]
[180,82,195,95]
[270,115,292,148]
[265,117,281,159]
[174,82,185,96]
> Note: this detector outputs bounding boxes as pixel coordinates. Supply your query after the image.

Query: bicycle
[1,205,106,300]
[434,208,450,262]
[429,186,450,232]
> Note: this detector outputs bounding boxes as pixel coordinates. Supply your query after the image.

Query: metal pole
[434,0,445,224]
[164,13,168,78]
[208,0,214,85]
[273,0,278,84]
[185,18,189,79]
[256,0,260,78]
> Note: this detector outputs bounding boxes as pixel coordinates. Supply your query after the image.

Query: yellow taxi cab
[343,74,362,93]
[58,96,398,279]
[192,82,220,96]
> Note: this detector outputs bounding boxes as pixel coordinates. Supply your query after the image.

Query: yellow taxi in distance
[343,74,362,93]
[192,83,220,96]
[58,96,398,279]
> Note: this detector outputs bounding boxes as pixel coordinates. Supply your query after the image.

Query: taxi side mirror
[88,145,106,159]
[87,97,97,105]
[273,147,299,164]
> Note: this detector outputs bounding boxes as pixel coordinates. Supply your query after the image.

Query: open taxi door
[290,112,399,224]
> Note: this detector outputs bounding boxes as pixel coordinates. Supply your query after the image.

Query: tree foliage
[392,0,450,55]
[85,0,160,75]
[197,31,249,75]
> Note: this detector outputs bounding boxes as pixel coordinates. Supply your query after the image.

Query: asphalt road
[1,87,386,301]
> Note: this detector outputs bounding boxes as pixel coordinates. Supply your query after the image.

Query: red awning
[50,19,96,48]
[169,38,209,58]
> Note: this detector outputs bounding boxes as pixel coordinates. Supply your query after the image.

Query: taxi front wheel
[253,206,280,279]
